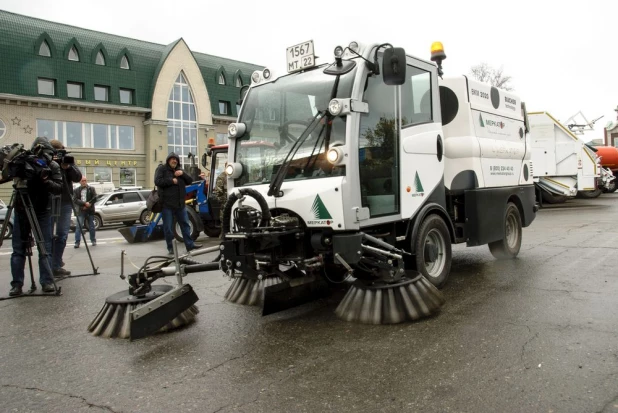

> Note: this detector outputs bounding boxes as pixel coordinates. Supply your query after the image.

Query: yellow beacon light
[430,42,446,61]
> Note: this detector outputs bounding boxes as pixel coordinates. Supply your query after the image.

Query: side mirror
[382,47,407,86]
[237,85,250,105]
[105,201,112,205]
[201,153,209,168]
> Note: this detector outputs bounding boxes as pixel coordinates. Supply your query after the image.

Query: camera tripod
[49,177,99,279]
[0,178,62,300]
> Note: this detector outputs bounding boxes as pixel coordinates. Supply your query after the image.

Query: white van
[73,181,116,194]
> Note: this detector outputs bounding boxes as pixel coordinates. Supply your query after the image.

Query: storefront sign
[76,160,139,166]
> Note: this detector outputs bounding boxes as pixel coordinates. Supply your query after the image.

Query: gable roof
[0,9,263,117]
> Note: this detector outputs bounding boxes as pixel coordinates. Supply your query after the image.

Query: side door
[102,193,125,221]
[121,191,144,220]
[399,58,444,219]
[358,57,401,222]
[207,149,228,219]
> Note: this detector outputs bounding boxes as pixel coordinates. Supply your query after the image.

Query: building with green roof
[0,9,262,199]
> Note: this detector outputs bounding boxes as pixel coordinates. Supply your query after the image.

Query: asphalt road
[1,196,618,413]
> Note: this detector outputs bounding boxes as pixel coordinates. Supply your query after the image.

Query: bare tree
[470,62,514,91]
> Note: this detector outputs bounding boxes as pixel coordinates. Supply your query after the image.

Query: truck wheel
[173,209,199,242]
[414,214,452,288]
[488,202,522,259]
[576,189,602,199]
[203,220,221,238]
[541,191,568,204]
[602,181,617,193]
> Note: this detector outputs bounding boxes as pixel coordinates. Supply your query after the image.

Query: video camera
[0,143,52,184]
[54,149,75,165]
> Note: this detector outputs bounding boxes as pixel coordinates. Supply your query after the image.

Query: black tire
[413,214,452,288]
[541,191,568,204]
[139,210,152,225]
[203,219,221,238]
[173,209,200,242]
[576,189,602,199]
[1,222,12,239]
[122,221,135,226]
[488,202,522,260]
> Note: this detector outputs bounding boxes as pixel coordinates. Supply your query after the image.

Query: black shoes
[187,243,203,252]
[41,284,55,293]
[167,249,174,256]
[9,286,22,296]
[74,243,80,248]
[92,241,96,246]
[53,268,71,277]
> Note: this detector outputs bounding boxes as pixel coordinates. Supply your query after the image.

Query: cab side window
[358,61,400,217]
[401,66,432,126]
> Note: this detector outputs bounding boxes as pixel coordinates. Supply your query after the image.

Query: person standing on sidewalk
[154,152,202,255]
[49,139,81,277]
[73,177,97,248]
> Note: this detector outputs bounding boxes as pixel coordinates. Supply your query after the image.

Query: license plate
[286,40,315,73]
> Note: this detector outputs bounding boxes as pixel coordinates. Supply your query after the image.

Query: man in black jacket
[9,137,63,296]
[73,177,97,248]
[49,139,81,276]
[154,153,202,255]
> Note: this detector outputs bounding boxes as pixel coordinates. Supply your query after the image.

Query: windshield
[234,65,356,186]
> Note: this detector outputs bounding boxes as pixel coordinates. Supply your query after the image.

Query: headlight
[334,46,344,58]
[227,122,246,138]
[262,68,271,80]
[251,71,261,84]
[225,162,243,179]
[349,41,359,52]
[327,147,344,165]
[328,99,342,116]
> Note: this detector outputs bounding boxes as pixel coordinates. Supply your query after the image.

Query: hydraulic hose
[222,187,271,234]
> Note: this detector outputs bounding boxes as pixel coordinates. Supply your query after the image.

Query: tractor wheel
[203,220,221,238]
[413,214,452,288]
[488,202,522,260]
[173,209,200,242]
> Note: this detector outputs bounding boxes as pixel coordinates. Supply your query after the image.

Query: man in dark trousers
[9,137,63,296]
[49,139,81,277]
[73,177,97,248]
[155,153,202,255]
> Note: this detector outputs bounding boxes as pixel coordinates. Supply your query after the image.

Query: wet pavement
[1,196,618,413]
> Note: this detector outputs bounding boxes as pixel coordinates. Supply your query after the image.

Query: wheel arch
[407,203,456,250]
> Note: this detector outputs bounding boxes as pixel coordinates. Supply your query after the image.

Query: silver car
[0,199,14,239]
[71,190,152,230]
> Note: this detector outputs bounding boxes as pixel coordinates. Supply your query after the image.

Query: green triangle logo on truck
[414,172,424,193]
[479,113,485,127]
[311,195,332,219]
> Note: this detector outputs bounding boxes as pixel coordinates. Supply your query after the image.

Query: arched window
[95,50,106,66]
[120,55,130,69]
[235,76,243,87]
[218,73,226,85]
[39,41,51,57]
[166,73,197,164]
[68,46,79,61]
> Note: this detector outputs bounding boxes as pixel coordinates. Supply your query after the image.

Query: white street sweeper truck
[529,111,614,204]
[90,41,538,340]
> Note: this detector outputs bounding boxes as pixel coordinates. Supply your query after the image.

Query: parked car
[0,199,14,239]
[71,189,152,231]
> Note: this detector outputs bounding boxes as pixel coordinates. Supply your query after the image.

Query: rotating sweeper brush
[88,243,220,340]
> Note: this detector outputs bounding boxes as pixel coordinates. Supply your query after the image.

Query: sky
[1,0,617,142]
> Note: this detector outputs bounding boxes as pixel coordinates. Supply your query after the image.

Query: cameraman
[8,137,63,296]
[49,139,81,277]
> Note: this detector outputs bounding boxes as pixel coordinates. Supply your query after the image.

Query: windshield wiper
[267,111,326,197]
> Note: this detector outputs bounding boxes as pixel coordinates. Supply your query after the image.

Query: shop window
[93,167,113,182]
[119,168,136,186]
